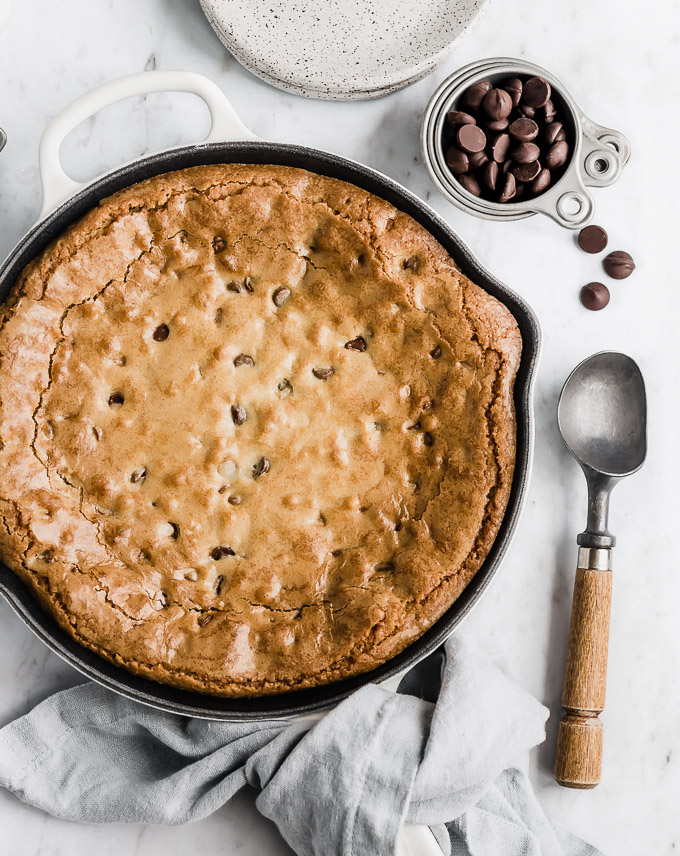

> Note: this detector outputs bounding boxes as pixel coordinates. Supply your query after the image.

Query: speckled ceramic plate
[200,0,489,100]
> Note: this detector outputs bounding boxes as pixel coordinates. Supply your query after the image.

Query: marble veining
[0,0,678,853]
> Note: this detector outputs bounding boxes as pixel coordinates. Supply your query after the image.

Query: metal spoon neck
[578,470,617,549]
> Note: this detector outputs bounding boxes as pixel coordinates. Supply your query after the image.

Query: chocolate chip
[376,561,396,572]
[578,225,609,254]
[211,546,235,561]
[544,121,563,145]
[461,80,492,110]
[522,76,551,107]
[430,344,442,359]
[554,128,567,142]
[215,574,226,594]
[423,432,434,446]
[272,286,291,307]
[214,307,224,325]
[483,118,509,133]
[130,468,146,484]
[153,324,169,342]
[242,277,254,293]
[456,124,486,154]
[227,495,242,505]
[580,282,610,310]
[218,485,228,494]
[508,117,539,141]
[603,250,635,279]
[512,142,540,164]
[169,523,179,540]
[482,88,513,121]
[92,426,102,441]
[234,353,254,367]
[490,133,511,163]
[212,236,226,253]
[468,149,489,169]
[498,173,517,203]
[546,140,570,169]
[403,255,420,271]
[345,336,367,352]
[504,77,523,106]
[227,282,242,293]
[518,103,536,118]
[531,168,552,194]
[447,110,477,126]
[277,378,293,396]
[446,145,469,175]
[231,404,247,425]
[108,392,124,406]
[457,173,481,196]
[312,367,334,380]
[544,99,557,124]
[482,160,499,191]
[198,614,213,627]
[512,160,542,182]
[252,456,270,479]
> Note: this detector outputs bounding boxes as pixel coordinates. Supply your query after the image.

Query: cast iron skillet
[0,72,540,720]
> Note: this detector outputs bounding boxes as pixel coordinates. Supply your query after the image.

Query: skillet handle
[38,70,258,220]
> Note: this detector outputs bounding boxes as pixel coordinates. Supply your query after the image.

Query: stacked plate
[200,0,489,100]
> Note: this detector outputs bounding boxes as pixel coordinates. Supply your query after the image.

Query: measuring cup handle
[38,70,258,220]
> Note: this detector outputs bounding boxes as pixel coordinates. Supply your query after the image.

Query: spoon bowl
[558,351,647,478]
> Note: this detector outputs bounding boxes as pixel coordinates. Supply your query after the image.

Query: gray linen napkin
[0,637,603,856]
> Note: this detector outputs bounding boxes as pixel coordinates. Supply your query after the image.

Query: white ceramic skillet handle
[38,70,258,219]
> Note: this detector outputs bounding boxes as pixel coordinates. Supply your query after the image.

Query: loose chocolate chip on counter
[580,282,611,310]
[231,404,247,425]
[482,88,513,121]
[227,495,243,505]
[504,77,523,106]
[446,145,469,174]
[198,614,213,627]
[543,99,557,124]
[603,250,635,279]
[312,366,335,380]
[498,173,517,203]
[578,225,609,254]
[272,286,291,306]
[511,141,540,164]
[482,160,499,191]
[211,546,235,561]
[544,121,563,145]
[153,324,169,342]
[345,336,367,351]
[512,160,542,182]
[252,456,270,480]
[457,173,482,196]
[456,124,486,153]
[468,149,489,169]
[522,76,551,108]
[234,353,254,367]
[508,117,539,141]
[447,110,477,126]
[532,168,552,194]
[461,80,492,110]
[490,133,511,163]
[130,468,146,484]
[108,392,124,406]
[546,140,570,169]
[212,236,226,253]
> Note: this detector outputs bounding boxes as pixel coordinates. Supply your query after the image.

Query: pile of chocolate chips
[443,75,570,203]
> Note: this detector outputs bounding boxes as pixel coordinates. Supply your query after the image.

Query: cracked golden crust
[0,164,521,696]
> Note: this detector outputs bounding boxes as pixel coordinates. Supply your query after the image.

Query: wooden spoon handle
[554,551,612,789]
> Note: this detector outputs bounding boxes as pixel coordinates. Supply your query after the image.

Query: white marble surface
[0,0,678,853]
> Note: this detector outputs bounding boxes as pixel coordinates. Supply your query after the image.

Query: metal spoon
[553,351,646,789]
[0,128,6,153]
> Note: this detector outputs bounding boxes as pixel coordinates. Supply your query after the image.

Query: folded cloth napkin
[0,637,603,856]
